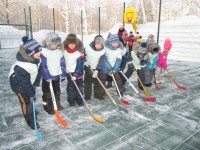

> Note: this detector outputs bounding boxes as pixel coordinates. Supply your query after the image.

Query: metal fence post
[53,8,55,32]
[157,0,162,44]
[24,8,28,36]
[81,10,83,42]
[99,7,100,35]
[29,6,33,39]
[123,2,125,27]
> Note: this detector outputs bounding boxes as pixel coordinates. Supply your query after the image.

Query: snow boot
[106,81,112,88]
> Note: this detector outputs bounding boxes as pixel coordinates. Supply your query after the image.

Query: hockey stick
[69,73,106,123]
[111,74,130,105]
[153,70,160,90]
[120,71,156,102]
[32,100,43,140]
[133,70,151,95]
[90,69,128,113]
[165,68,187,90]
[49,81,68,127]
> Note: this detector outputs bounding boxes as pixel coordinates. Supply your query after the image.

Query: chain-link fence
[0,0,200,36]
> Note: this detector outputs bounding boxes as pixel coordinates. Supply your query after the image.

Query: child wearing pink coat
[156,38,172,83]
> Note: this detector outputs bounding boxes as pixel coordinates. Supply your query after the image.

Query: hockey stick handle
[68,73,86,104]
[90,68,118,107]
[111,74,123,98]
[119,71,139,94]
[49,81,58,110]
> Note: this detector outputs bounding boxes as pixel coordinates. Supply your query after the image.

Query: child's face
[68,43,76,49]
[111,42,119,48]
[50,44,57,50]
[95,43,103,50]
[33,51,41,59]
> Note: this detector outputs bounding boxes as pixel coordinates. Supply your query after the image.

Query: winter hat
[137,38,143,43]
[138,42,147,54]
[46,32,61,48]
[108,34,119,44]
[147,42,160,53]
[148,34,154,38]
[164,38,172,50]
[133,35,140,41]
[94,35,105,45]
[22,36,42,56]
[65,34,78,45]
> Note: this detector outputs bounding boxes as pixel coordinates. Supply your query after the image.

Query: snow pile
[1,15,200,62]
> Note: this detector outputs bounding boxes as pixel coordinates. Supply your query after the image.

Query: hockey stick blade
[142,96,156,102]
[121,98,130,105]
[35,128,43,141]
[144,89,151,95]
[118,106,128,114]
[32,101,43,141]
[154,84,160,90]
[173,80,187,90]
[55,110,68,127]
[138,93,156,102]
[86,105,106,123]
[166,69,187,90]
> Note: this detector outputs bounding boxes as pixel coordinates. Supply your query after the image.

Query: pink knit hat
[164,38,172,50]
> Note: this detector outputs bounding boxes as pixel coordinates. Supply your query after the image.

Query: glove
[46,79,52,82]
[128,63,134,69]
[61,77,66,82]
[71,76,77,80]
[30,96,36,102]
[92,70,98,78]
[84,61,89,67]
[109,70,115,76]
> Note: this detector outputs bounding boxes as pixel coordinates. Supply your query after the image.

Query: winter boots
[25,113,40,130]
[106,81,112,88]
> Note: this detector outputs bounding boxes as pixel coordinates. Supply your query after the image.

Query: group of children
[8,28,172,130]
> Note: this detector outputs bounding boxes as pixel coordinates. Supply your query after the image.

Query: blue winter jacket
[40,54,66,81]
[9,46,41,97]
[147,54,159,70]
[101,40,122,73]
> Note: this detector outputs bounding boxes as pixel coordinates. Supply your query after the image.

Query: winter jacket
[157,52,167,68]
[63,39,84,79]
[117,28,125,37]
[131,46,148,70]
[121,51,132,70]
[125,35,134,46]
[101,40,123,73]
[9,46,41,97]
[147,52,159,69]
[84,41,106,72]
[41,47,66,81]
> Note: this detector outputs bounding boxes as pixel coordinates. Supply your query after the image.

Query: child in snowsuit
[147,42,160,84]
[63,34,85,106]
[156,38,172,83]
[146,34,155,44]
[9,36,42,130]
[131,42,153,90]
[41,32,66,115]
[100,34,124,96]
[84,35,106,100]
[125,31,135,54]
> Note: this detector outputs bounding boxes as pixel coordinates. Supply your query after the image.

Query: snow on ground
[0,16,200,150]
